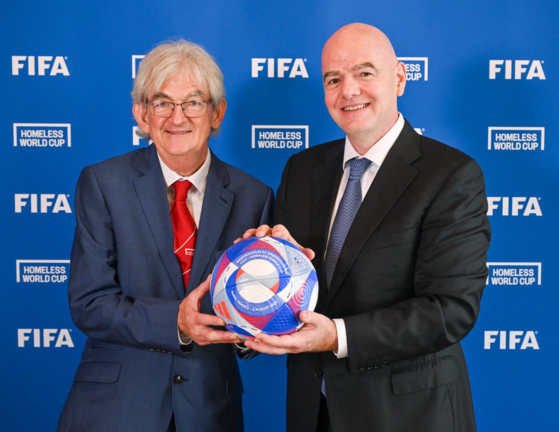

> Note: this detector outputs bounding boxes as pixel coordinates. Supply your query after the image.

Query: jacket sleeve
[68,166,185,355]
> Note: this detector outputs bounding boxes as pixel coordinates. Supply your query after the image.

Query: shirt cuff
[178,327,192,345]
[332,318,348,358]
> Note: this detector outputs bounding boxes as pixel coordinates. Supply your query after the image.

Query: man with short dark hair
[57,40,273,432]
[244,23,490,432]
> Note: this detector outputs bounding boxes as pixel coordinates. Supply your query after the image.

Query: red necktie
[171,181,197,289]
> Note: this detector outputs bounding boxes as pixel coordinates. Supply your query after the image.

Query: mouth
[342,103,369,112]
[166,130,190,135]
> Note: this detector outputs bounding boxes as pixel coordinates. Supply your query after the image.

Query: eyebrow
[352,62,377,72]
[151,90,205,100]
[323,62,378,82]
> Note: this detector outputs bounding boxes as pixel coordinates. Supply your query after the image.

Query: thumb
[299,310,320,324]
[301,247,315,261]
[192,274,212,298]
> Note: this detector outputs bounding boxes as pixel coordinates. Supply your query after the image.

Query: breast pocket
[368,224,419,250]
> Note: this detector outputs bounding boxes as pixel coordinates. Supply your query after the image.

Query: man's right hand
[177,275,242,345]
[236,224,315,261]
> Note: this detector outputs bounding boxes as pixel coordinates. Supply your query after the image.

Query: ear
[210,97,227,130]
[395,62,406,97]
[133,102,150,134]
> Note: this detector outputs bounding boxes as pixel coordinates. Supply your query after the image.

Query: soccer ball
[210,236,319,340]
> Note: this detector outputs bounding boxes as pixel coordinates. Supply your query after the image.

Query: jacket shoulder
[86,147,148,174]
[282,138,344,172]
[214,157,272,195]
[416,135,482,175]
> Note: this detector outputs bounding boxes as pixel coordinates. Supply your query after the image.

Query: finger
[198,328,242,344]
[194,312,226,327]
[254,333,296,349]
[270,225,315,260]
[271,224,290,239]
[254,224,272,237]
[301,247,315,260]
[299,310,321,323]
[187,275,212,302]
[244,339,289,355]
[241,228,257,239]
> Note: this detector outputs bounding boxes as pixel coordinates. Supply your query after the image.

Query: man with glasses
[57,40,273,432]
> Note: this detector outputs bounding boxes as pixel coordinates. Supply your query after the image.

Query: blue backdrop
[2,1,557,430]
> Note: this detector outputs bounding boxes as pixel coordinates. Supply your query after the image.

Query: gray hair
[132,39,225,140]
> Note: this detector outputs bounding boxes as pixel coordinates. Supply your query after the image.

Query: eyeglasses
[147,99,212,118]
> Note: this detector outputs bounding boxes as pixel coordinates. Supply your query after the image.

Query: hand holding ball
[210,236,319,340]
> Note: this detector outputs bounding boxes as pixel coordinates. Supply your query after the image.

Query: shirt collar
[157,149,212,194]
[343,113,405,168]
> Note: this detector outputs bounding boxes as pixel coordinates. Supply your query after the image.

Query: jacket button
[374,363,381,369]
[314,369,323,378]
[359,364,367,371]
[381,362,388,367]
[173,375,184,384]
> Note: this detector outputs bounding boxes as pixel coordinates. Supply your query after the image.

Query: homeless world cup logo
[16,260,70,284]
[398,57,428,82]
[252,126,309,150]
[488,127,544,151]
[486,262,542,287]
[132,55,145,79]
[14,123,71,148]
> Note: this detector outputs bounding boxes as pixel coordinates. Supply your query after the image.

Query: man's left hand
[244,311,338,355]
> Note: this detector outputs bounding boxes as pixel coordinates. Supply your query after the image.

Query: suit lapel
[187,152,233,294]
[326,122,422,306]
[133,145,185,299]
[309,140,344,309]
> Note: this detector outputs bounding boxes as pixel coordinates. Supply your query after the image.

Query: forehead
[322,34,392,73]
[150,72,208,97]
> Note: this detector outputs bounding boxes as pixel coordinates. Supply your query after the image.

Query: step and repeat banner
[2,1,557,430]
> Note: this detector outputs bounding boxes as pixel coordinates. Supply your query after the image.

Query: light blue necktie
[322,157,371,397]
[325,157,372,289]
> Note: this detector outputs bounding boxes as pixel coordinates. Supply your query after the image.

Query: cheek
[146,116,166,134]
[325,93,337,109]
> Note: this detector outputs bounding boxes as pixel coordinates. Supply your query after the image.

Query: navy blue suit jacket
[57,144,273,432]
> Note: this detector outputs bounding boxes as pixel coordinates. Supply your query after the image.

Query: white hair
[132,39,225,139]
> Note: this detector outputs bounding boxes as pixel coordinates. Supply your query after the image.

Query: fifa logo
[484,331,539,350]
[251,58,309,78]
[18,329,74,347]
[12,56,69,76]
[489,60,545,79]
[487,197,542,216]
[15,194,72,213]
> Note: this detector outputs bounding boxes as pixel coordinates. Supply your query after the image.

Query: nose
[168,104,189,124]
[340,75,361,99]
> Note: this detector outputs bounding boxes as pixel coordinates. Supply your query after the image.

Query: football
[210,236,319,340]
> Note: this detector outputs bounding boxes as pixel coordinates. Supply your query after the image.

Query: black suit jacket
[275,121,490,432]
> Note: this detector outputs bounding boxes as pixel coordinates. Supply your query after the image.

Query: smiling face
[133,73,226,175]
[322,24,406,152]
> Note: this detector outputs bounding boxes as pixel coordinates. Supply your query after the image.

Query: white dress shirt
[158,150,211,219]
[157,151,212,345]
[330,114,405,358]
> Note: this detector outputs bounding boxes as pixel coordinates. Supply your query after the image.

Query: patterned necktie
[171,181,197,289]
[325,157,372,289]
